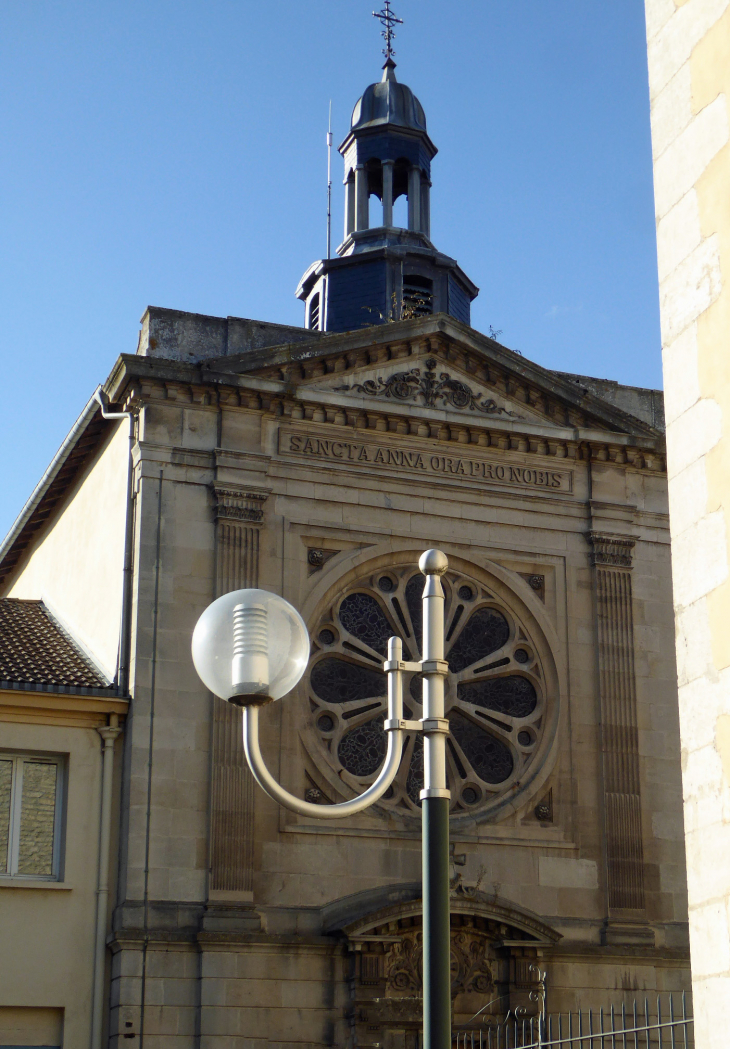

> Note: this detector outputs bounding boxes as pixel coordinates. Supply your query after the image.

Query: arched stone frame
[321,882,560,1044]
[293,542,566,829]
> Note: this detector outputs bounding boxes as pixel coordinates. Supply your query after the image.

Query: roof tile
[0,599,111,689]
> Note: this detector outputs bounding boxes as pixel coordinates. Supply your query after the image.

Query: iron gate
[453,992,693,1048]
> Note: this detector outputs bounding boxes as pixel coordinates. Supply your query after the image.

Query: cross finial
[372,1,403,62]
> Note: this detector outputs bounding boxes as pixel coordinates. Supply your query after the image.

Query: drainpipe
[91,713,122,1049]
[93,387,135,694]
[90,386,135,1048]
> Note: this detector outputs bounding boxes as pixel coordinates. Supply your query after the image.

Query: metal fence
[453,993,693,1049]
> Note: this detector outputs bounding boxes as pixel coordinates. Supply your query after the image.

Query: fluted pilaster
[209,485,268,897]
[588,532,646,920]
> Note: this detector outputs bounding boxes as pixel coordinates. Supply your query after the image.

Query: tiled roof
[0,599,111,690]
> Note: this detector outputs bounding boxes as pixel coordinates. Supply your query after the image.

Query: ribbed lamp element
[192,588,310,705]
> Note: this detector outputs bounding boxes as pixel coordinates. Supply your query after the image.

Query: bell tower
[341,56,435,243]
[296,32,478,333]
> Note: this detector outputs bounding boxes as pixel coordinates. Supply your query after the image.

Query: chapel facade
[0,56,689,1049]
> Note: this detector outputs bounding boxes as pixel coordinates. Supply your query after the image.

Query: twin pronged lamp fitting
[191,551,454,1049]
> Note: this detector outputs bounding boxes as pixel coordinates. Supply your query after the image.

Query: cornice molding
[114,368,666,473]
[108,312,664,442]
[0,688,128,729]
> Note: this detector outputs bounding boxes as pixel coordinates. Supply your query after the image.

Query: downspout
[93,387,136,694]
[90,387,135,1048]
[139,470,164,1049]
[91,713,122,1049]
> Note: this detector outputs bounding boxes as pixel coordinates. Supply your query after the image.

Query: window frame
[0,751,66,882]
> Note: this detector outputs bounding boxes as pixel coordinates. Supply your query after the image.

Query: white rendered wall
[8,421,129,681]
[645,1,730,1043]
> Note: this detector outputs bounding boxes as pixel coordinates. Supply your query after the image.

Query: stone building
[644,1,730,1045]
[0,57,689,1047]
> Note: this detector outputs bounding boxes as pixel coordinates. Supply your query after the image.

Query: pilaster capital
[586,532,635,569]
[212,483,270,525]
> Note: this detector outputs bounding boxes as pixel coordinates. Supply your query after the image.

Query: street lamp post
[192,550,453,1049]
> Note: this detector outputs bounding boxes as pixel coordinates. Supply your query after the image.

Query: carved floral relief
[383,928,495,998]
[334,358,521,418]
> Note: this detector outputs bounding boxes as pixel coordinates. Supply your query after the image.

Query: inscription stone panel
[279,429,573,494]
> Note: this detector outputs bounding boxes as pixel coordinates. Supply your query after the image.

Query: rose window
[307,562,549,820]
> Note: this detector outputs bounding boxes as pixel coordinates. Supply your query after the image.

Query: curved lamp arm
[242,637,407,819]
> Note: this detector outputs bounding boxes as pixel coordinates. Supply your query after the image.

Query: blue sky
[0,1,659,538]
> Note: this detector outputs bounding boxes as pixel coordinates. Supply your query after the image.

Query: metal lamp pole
[193,549,452,1049]
[419,549,452,1049]
[383,550,451,1049]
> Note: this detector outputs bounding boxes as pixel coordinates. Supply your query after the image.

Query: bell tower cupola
[296,5,478,333]
[342,56,434,241]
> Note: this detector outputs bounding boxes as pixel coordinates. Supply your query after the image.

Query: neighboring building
[0,599,127,1047]
[0,56,689,1047]
[644,2,730,1045]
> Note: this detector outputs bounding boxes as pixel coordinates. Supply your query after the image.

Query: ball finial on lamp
[419,549,448,576]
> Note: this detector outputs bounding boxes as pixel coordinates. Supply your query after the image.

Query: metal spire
[372,1,403,62]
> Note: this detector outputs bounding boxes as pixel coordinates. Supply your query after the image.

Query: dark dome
[351,69,427,133]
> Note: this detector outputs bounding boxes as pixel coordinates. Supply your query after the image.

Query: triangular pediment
[302,354,547,424]
[206,313,662,439]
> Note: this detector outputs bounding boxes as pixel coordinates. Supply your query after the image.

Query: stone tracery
[306,560,549,820]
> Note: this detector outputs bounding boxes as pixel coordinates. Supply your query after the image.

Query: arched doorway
[323,884,560,1048]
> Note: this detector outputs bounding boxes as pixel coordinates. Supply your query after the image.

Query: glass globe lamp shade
[192,588,310,704]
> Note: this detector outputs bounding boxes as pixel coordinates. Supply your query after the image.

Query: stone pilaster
[588,532,651,942]
[209,484,268,898]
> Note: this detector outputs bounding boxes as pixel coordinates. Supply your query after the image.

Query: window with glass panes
[0,754,64,879]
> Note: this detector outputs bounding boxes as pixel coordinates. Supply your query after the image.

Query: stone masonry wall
[645,1,730,1045]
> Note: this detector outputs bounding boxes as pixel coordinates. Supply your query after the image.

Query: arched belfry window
[304,559,556,825]
[366,158,383,203]
[393,159,410,204]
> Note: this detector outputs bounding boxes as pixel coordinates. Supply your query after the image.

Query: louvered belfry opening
[402,274,433,317]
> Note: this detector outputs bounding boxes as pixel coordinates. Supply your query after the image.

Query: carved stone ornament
[334,358,521,418]
[384,928,495,998]
[534,788,553,823]
[345,900,557,1046]
[587,532,635,568]
[451,929,496,995]
[519,573,545,600]
[307,547,338,572]
[385,932,422,995]
[213,485,269,524]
